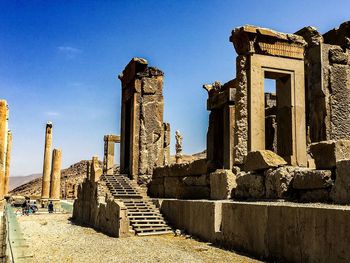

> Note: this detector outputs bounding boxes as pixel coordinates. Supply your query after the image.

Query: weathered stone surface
[299,189,330,203]
[119,58,167,182]
[295,26,323,47]
[309,140,350,169]
[235,172,265,199]
[293,169,333,189]
[164,177,184,198]
[329,47,348,64]
[148,177,164,197]
[183,174,208,186]
[234,55,248,165]
[73,180,130,237]
[153,159,207,178]
[210,169,237,200]
[265,166,295,199]
[244,150,287,171]
[183,186,210,199]
[331,160,350,204]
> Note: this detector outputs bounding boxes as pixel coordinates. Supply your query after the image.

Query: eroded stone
[244,150,287,172]
[293,169,333,189]
[210,169,237,200]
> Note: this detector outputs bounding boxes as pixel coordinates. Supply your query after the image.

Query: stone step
[128,215,165,220]
[137,230,173,236]
[103,174,172,236]
[135,227,172,233]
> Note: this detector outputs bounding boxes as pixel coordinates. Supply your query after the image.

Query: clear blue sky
[1,0,349,176]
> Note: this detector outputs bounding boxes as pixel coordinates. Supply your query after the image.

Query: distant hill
[9,173,42,192]
[10,160,91,197]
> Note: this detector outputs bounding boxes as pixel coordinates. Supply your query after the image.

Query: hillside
[10,160,90,197]
[9,173,42,192]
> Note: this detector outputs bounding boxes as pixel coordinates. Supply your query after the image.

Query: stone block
[293,169,333,189]
[164,177,184,198]
[331,160,350,204]
[329,47,348,64]
[309,140,350,169]
[265,166,295,199]
[148,177,164,197]
[299,189,330,203]
[142,77,162,94]
[244,150,287,172]
[183,186,210,199]
[154,159,207,178]
[210,169,237,200]
[183,174,208,186]
[235,172,265,199]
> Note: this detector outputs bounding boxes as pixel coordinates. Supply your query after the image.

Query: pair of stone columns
[41,122,62,205]
[0,100,12,208]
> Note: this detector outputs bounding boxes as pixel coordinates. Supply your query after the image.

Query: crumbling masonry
[73,20,350,262]
[118,58,170,184]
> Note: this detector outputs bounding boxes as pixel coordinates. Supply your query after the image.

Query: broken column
[49,148,62,202]
[91,156,102,182]
[4,130,12,195]
[41,121,53,205]
[0,100,8,207]
[119,58,168,183]
[103,134,120,175]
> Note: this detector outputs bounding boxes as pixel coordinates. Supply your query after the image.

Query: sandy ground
[17,213,261,263]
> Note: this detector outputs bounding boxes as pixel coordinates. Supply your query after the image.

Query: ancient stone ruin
[118,58,170,185]
[40,122,63,207]
[70,21,350,262]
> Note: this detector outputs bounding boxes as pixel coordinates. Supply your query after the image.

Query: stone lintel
[104,134,121,143]
[230,25,306,59]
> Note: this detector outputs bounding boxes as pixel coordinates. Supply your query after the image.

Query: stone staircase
[102,174,173,236]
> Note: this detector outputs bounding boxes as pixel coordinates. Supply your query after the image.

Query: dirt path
[17,213,260,263]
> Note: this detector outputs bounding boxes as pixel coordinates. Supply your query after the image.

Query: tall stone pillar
[0,100,8,207]
[4,130,12,195]
[49,148,62,201]
[41,122,53,203]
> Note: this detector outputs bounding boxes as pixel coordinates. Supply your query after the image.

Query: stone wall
[148,159,210,199]
[297,24,350,143]
[72,179,131,237]
[156,199,350,263]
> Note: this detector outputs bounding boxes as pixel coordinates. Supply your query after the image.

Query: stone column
[49,148,62,201]
[41,122,53,203]
[0,100,9,208]
[4,130,12,195]
[103,135,120,175]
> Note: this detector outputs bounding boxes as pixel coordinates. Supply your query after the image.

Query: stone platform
[153,199,350,263]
